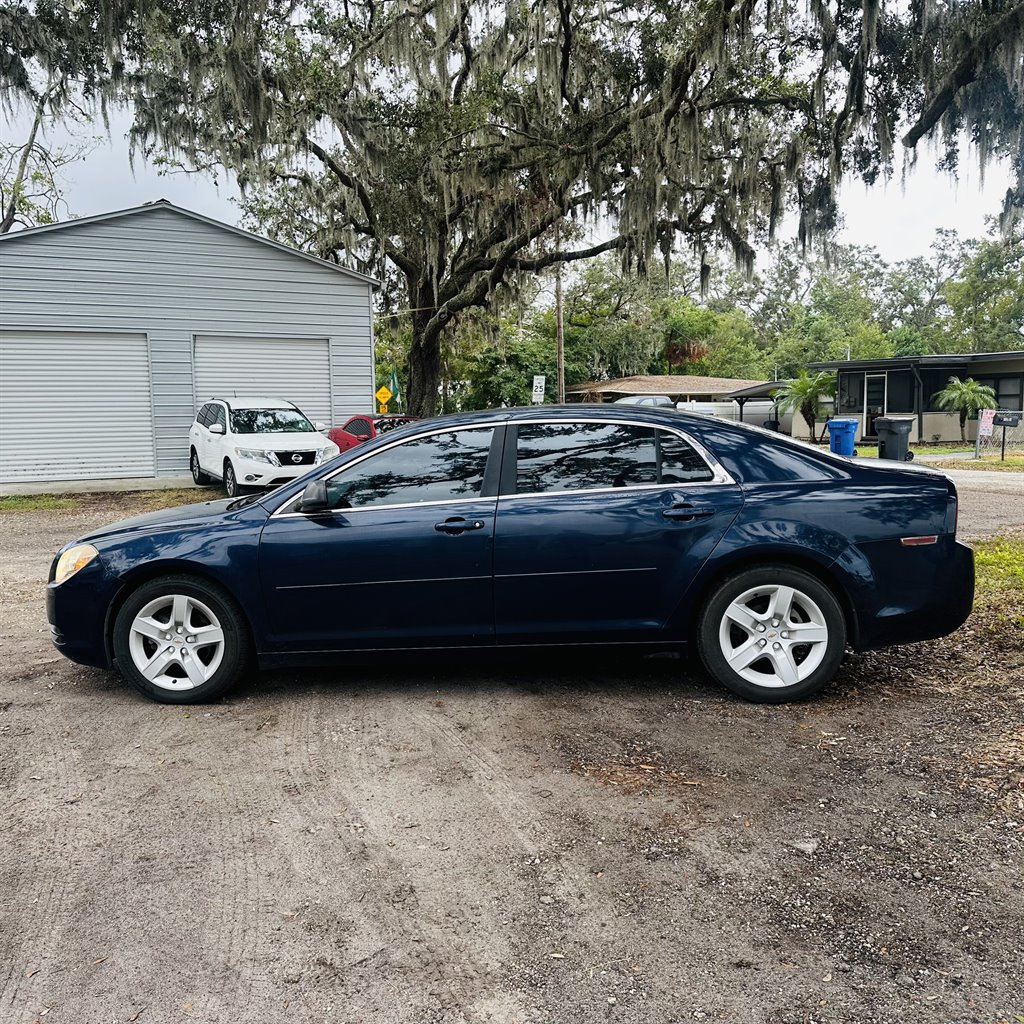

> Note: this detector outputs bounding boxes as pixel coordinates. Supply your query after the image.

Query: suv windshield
[230,408,314,434]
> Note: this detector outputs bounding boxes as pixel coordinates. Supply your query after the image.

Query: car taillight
[944,481,958,536]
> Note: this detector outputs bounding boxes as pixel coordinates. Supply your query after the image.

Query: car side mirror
[210,423,225,435]
[314,422,326,432]
[297,479,329,513]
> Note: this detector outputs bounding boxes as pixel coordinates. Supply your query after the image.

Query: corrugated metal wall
[0,205,375,483]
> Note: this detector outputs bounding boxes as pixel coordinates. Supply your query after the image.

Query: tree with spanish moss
[3,0,1024,414]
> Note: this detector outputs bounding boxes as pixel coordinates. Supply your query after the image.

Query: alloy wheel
[717,584,830,688]
[127,594,225,691]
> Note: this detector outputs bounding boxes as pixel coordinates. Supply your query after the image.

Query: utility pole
[555,222,565,403]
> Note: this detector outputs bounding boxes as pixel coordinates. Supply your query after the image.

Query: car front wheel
[224,460,240,497]
[112,575,251,703]
[190,448,211,485]
[696,565,846,703]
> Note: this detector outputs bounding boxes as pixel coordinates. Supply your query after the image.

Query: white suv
[189,397,340,497]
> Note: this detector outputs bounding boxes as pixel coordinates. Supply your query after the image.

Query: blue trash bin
[825,418,859,456]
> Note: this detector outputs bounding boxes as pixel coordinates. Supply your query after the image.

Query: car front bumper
[47,561,116,670]
[233,456,317,489]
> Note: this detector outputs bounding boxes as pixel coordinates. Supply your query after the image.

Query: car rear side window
[197,404,212,427]
[324,428,494,510]
[515,422,712,494]
[658,431,717,483]
[346,418,373,437]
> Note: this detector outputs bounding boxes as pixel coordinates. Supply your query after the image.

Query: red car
[328,414,419,453]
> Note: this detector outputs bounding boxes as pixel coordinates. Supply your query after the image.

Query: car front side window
[324,428,494,510]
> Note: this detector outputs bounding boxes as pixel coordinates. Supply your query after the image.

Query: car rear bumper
[845,537,975,651]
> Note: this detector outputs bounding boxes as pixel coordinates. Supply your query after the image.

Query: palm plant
[774,371,837,439]
[932,376,997,441]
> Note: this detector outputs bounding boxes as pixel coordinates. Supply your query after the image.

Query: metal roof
[808,351,1023,371]
[723,380,791,400]
[568,374,766,398]
[0,199,380,288]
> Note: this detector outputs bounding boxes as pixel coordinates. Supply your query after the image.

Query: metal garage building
[0,200,377,485]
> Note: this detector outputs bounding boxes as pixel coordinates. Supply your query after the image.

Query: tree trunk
[406,302,443,417]
[802,402,816,440]
[1,87,48,234]
[959,410,967,442]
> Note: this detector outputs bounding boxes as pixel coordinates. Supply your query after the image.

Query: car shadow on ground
[235,648,725,705]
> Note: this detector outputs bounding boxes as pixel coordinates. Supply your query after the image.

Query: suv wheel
[190,448,211,486]
[224,460,241,498]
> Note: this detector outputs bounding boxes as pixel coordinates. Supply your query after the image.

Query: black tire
[696,564,846,704]
[224,460,240,498]
[112,574,252,704]
[190,447,211,485]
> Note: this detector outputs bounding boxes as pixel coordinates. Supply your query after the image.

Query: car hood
[229,432,328,452]
[73,496,265,545]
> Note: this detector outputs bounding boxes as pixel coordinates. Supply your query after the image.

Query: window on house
[886,371,915,413]
[837,373,863,413]
[996,376,1023,411]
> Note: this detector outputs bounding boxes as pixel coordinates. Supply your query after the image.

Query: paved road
[941,469,1023,538]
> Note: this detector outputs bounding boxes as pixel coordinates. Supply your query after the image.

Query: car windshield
[230,409,314,434]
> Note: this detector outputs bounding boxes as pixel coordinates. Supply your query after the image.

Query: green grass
[853,444,977,459]
[0,494,78,512]
[0,487,207,514]
[930,455,1024,472]
[974,536,1024,596]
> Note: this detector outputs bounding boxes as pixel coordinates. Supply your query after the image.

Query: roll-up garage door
[0,330,155,483]
[193,336,332,425]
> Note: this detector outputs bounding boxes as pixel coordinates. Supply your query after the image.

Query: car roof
[208,397,298,410]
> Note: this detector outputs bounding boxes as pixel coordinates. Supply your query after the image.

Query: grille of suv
[275,450,316,466]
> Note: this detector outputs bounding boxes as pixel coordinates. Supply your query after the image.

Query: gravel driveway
[0,477,1021,1024]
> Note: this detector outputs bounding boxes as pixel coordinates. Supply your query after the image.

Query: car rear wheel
[190,448,211,485]
[112,575,251,703]
[224,460,240,497]
[696,565,846,703]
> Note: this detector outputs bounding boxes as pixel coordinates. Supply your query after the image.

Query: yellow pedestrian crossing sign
[375,385,393,405]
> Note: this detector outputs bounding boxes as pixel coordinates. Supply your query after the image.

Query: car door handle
[434,517,486,535]
[663,503,717,521]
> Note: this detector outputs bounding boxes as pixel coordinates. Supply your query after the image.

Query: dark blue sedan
[47,406,974,704]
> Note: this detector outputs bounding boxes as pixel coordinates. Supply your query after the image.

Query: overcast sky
[7,105,1014,265]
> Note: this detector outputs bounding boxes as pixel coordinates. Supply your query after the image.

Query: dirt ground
[0,474,1021,1024]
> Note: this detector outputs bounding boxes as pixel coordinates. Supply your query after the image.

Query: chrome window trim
[272,421,501,518]
[271,415,733,519]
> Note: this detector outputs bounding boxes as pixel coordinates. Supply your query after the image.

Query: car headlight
[314,444,340,465]
[235,447,279,466]
[54,544,98,585]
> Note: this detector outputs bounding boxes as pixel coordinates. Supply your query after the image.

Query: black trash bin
[875,416,915,461]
